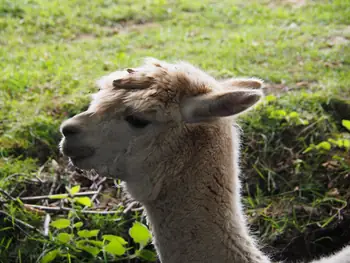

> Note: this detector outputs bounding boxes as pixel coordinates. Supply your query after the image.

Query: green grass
[0,0,350,262]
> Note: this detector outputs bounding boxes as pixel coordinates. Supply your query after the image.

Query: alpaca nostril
[61,124,81,137]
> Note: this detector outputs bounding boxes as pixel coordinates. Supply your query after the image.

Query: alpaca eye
[125,115,151,128]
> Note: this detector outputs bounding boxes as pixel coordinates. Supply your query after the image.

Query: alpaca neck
[142,123,271,263]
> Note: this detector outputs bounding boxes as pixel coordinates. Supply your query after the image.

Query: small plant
[303,136,350,154]
[48,185,93,208]
[41,212,155,262]
[36,185,157,262]
[342,120,350,132]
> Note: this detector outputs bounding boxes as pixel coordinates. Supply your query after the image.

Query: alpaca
[59,58,349,263]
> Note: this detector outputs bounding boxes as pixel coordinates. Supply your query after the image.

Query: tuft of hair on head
[96,70,129,91]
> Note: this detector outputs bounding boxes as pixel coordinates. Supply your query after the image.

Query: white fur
[60,58,349,263]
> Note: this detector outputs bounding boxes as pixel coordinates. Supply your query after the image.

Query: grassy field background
[1,0,350,262]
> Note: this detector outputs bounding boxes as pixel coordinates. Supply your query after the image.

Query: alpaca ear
[181,89,263,123]
[220,78,264,90]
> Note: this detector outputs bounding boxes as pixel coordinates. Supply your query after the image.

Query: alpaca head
[59,58,263,201]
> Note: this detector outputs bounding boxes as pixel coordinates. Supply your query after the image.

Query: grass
[0,0,350,262]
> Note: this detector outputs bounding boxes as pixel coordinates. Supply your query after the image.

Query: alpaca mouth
[70,155,89,163]
[60,141,95,161]
[67,151,94,170]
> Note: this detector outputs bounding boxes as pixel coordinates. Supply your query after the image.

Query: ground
[0,0,350,262]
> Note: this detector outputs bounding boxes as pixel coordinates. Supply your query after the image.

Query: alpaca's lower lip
[61,141,95,160]
[69,155,92,170]
[70,151,94,162]
[70,156,85,162]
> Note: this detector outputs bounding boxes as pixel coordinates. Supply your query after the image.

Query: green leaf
[73,222,83,228]
[76,243,100,257]
[276,110,287,116]
[68,210,76,219]
[328,138,338,145]
[288,111,299,118]
[342,120,350,131]
[137,249,158,261]
[69,185,80,195]
[80,240,104,247]
[265,95,276,103]
[102,235,127,245]
[104,240,126,256]
[336,139,344,147]
[77,229,99,238]
[74,197,92,207]
[129,222,152,246]
[49,194,68,200]
[303,145,314,154]
[299,118,309,125]
[41,249,59,263]
[316,141,331,151]
[328,138,348,148]
[51,219,70,230]
[56,233,73,244]
[344,139,350,149]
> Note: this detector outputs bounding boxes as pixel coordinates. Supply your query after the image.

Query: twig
[83,185,103,211]
[35,175,44,184]
[45,173,59,206]
[0,188,16,201]
[2,173,27,182]
[24,204,120,215]
[43,213,51,236]
[131,206,144,212]
[0,210,42,235]
[17,189,26,198]
[123,201,138,214]
[0,191,102,204]
[97,176,107,186]
[19,191,100,202]
[55,183,63,193]
[92,173,100,182]
[89,173,105,190]
[8,183,19,196]
[81,210,120,215]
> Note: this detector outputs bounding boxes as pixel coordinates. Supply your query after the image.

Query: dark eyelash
[125,115,151,128]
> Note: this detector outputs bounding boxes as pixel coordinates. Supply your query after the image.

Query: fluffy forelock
[88,58,222,118]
